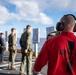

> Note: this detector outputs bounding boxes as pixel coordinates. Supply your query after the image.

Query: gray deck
[0,51,47,75]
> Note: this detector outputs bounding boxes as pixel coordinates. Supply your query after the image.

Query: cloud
[0,0,53,25]
[0,5,11,24]
[39,13,53,25]
[9,0,53,24]
[0,0,76,25]
[37,0,76,11]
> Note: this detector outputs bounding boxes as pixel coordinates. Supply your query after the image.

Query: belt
[9,44,16,46]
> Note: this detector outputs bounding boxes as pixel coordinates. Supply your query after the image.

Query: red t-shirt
[34,32,76,75]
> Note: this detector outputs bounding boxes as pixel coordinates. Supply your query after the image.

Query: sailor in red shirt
[33,14,76,75]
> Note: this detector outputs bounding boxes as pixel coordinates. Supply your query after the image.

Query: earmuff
[56,22,64,31]
[73,23,76,32]
[56,14,76,31]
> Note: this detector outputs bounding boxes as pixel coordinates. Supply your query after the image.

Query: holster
[9,47,16,53]
[21,48,33,56]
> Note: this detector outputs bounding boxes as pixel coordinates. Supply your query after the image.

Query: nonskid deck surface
[0,52,47,75]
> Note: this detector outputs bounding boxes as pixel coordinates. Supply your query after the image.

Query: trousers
[20,52,32,75]
[8,49,17,67]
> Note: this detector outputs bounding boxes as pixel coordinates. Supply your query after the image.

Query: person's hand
[4,46,6,50]
[25,49,28,54]
[16,44,18,46]
[33,70,39,75]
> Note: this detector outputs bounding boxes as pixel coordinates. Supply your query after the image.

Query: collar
[60,32,74,36]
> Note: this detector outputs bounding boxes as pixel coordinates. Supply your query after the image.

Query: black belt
[9,44,16,46]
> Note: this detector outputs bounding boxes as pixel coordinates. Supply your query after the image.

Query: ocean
[17,38,46,52]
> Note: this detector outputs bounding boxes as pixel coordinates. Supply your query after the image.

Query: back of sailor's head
[60,15,75,32]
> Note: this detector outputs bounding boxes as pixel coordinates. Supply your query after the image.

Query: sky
[0,0,76,38]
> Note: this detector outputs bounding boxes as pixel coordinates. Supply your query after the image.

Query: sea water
[17,38,46,52]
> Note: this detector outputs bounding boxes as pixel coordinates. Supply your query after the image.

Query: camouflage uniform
[8,33,17,67]
[20,30,32,75]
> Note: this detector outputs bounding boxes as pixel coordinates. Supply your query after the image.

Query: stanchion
[34,43,38,58]
[6,41,8,51]
[5,31,8,51]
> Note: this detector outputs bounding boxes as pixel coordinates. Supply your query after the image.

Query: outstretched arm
[33,41,48,73]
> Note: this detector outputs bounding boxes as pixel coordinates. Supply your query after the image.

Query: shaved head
[60,15,75,32]
[60,15,75,26]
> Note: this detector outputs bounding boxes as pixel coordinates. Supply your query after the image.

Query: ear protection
[56,14,76,31]
[73,23,76,32]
